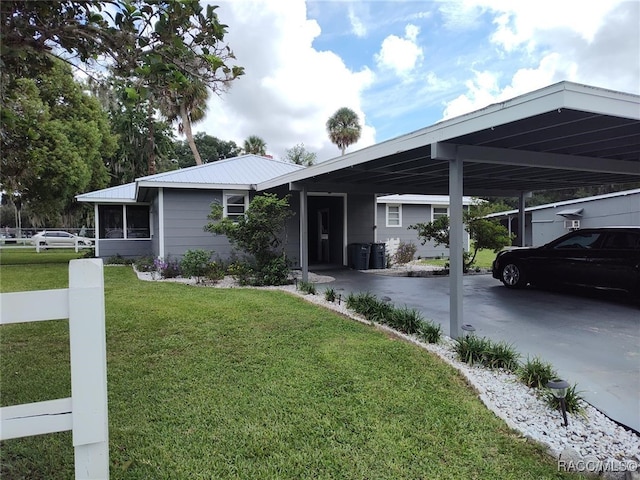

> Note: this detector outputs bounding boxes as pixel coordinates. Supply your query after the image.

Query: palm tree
[326,107,362,155]
[160,79,209,165]
[243,135,267,155]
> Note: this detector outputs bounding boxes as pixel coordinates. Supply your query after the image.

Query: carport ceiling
[259,82,640,197]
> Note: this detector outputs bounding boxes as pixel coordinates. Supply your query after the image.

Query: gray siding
[162,189,231,261]
[97,239,152,259]
[376,203,470,259]
[530,193,640,246]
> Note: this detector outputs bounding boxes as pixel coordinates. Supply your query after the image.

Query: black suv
[492,227,640,294]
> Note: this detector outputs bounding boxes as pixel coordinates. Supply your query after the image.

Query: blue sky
[201,1,639,162]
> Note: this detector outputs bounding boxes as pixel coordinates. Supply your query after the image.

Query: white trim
[223,190,249,220]
[94,204,99,258]
[386,204,402,227]
[158,188,165,259]
[343,195,348,266]
[432,206,449,221]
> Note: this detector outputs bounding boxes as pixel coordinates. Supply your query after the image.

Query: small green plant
[205,261,225,281]
[180,249,213,283]
[393,241,417,265]
[454,335,491,366]
[417,320,442,344]
[255,254,290,286]
[298,280,316,295]
[324,288,336,302]
[483,341,519,371]
[517,356,558,389]
[543,382,586,416]
[161,258,181,278]
[106,254,132,265]
[134,255,155,272]
[390,306,423,334]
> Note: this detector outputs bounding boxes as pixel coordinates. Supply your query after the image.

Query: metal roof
[486,188,640,217]
[76,182,137,203]
[257,82,640,196]
[77,155,305,203]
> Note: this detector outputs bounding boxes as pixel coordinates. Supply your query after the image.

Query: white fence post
[68,259,109,479]
[0,258,109,479]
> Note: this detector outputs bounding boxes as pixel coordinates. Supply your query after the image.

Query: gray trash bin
[348,243,371,270]
[369,243,386,269]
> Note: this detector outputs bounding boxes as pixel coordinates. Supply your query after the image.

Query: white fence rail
[0,259,109,479]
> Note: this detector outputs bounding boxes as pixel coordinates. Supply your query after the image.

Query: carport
[259,81,640,338]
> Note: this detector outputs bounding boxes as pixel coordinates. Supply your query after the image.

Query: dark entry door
[318,209,330,263]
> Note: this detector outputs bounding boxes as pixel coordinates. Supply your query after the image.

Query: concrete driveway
[318,268,640,433]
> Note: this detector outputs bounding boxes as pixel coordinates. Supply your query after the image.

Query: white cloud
[348,6,367,38]
[441,0,639,120]
[375,24,424,76]
[198,0,375,163]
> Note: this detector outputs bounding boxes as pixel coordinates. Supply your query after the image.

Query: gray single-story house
[487,188,640,246]
[78,81,640,338]
[376,194,474,258]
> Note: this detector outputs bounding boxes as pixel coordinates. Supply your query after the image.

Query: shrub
[256,254,290,286]
[161,258,182,279]
[205,261,225,281]
[180,249,212,283]
[298,281,316,295]
[483,341,519,371]
[106,254,132,265]
[543,382,586,416]
[417,320,442,344]
[324,288,336,302]
[134,256,155,272]
[227,260,254,286]
[394,241,417,265]
[518,356,558,389]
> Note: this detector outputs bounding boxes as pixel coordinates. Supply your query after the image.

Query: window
[98,205,149,239]
[224,192,248,222]
[126,206,150,238]
[432,206,449,221]
[386,204,401,227]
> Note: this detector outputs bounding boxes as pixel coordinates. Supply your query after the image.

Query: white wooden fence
[0,259,109,479]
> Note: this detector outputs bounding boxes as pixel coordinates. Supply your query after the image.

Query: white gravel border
[134,267,640,478]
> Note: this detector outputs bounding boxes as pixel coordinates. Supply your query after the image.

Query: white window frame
[386,204,402,227]
[432,205,449,221]
[223,190,249,222]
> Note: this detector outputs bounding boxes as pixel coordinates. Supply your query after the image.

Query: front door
[317,209,330,263]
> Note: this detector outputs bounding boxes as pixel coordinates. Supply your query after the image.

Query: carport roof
[258,81,640,197]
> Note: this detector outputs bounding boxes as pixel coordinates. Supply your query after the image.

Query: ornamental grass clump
[543,382,586,416]
[297,280,316,295]
[483,340,520,371]
[454,334,491,366]
[390,306,423,335]
[518,356,558,389]
[417,320,442,344]
[324,288,336,302]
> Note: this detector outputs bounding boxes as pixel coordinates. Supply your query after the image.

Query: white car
[31,231,93,247]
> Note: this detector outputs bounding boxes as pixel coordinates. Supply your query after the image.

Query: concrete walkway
[316,267,640,433]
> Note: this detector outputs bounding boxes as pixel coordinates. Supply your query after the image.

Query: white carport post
[518,192,527,246]
[300,186,309,282]
[433,142,464,339]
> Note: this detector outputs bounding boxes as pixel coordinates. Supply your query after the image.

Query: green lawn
[0,252,573,479]
[418,248,497,269]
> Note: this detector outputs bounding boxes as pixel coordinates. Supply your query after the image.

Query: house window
[98,205,149,239]
[386,204,402,227]
[224,192,249,222]
[433,206,449,221]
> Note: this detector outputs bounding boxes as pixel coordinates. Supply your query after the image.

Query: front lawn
[0,253,572,479]
[418,248,497,269]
